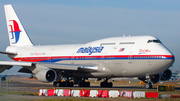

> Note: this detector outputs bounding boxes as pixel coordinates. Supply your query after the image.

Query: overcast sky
[0,0,180,75]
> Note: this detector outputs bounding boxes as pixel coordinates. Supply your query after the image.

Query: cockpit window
[147,40,161,43]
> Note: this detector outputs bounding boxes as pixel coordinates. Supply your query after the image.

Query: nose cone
[160,43,175,67]
[167,54,175,66]
[165,46,175,66]
[155,44,175,73]
[163,49,175,70]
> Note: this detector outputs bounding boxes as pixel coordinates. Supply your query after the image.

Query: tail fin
[4,4,33,46]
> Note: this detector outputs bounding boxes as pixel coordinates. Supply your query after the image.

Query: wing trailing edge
[0,61,98,73]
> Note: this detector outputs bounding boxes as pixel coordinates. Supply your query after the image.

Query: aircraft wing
[0,61,32,73]
[0,61,98,73]
[40,63,98,72]
[0,61,32,66]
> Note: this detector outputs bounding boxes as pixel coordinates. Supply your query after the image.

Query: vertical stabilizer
[4,4,33,46]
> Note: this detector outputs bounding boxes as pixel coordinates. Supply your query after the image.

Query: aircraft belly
[104,59,172,77]
[55,60,99,65]
[66,72,114,78]
[54,59,172,78]
[55,60,114,78]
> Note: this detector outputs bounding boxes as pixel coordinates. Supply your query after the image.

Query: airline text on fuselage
[76,46,104,55]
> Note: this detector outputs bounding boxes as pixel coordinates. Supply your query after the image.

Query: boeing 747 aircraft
[0,4,174,89]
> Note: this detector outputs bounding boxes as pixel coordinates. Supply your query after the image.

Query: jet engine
[161,69,172,81]
[150,74,161,84]
[35,69,57,83]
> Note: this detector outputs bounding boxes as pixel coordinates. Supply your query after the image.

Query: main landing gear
[53,78,74,87]
[78,78,90,87]
[100,78,113,88]
[53,81,74,87]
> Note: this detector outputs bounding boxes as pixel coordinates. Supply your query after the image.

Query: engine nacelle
[150,74,161,84]
[161,69,172,81]
[35,69,57,83]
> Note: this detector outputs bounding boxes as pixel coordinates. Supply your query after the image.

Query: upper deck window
[101,43,115,45]
[147,40,161,43]
[119,42,135,44]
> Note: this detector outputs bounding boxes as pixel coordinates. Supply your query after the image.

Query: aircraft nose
[171,54,175,63]
[165,53,175,67]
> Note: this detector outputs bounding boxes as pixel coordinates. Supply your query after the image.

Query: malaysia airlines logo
[119,48,125,52]
[76,45,104,55]
[9,20,21,44]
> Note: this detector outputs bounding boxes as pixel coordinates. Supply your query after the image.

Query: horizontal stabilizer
[18,67,32,73]
[0,65,13,73]
[0,51,17,55]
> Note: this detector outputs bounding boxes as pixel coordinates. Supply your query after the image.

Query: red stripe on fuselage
[13,55,174,62]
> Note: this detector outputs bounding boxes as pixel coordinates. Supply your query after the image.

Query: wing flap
[0,61,98,73]
[40,63,78,70]
[40,63,98,72]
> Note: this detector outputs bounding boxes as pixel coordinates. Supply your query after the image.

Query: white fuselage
[6,36,174,78]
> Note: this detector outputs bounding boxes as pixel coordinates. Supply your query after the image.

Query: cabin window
[100,43,115,45]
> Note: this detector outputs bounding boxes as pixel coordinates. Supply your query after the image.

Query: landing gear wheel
[85,82,90,87]
[79,82,83,87]
[100,82,113,87]
[53,81,74,87]
[144,83,152,89]
[53,81,58,87]
[78,81,90,87]
[67,82,74,87]
[100,82,105,87]
[108,82,113,87]
[60,82,66,87]
[56,82,60,87]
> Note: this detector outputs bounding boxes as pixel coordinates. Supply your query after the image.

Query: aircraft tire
[56,82,60,87]
[100,82,104,87]
[144,83,152,89]
[108,82,113,88]
[60,82,66,87]
[69,82,74,87]
[79,81,90,87]
[100,82,113,87]
[85,82,90,87]
[79,82,83,87]
[53,81,58,87]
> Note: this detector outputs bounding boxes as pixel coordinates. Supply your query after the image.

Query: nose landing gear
[144,82,152,89]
